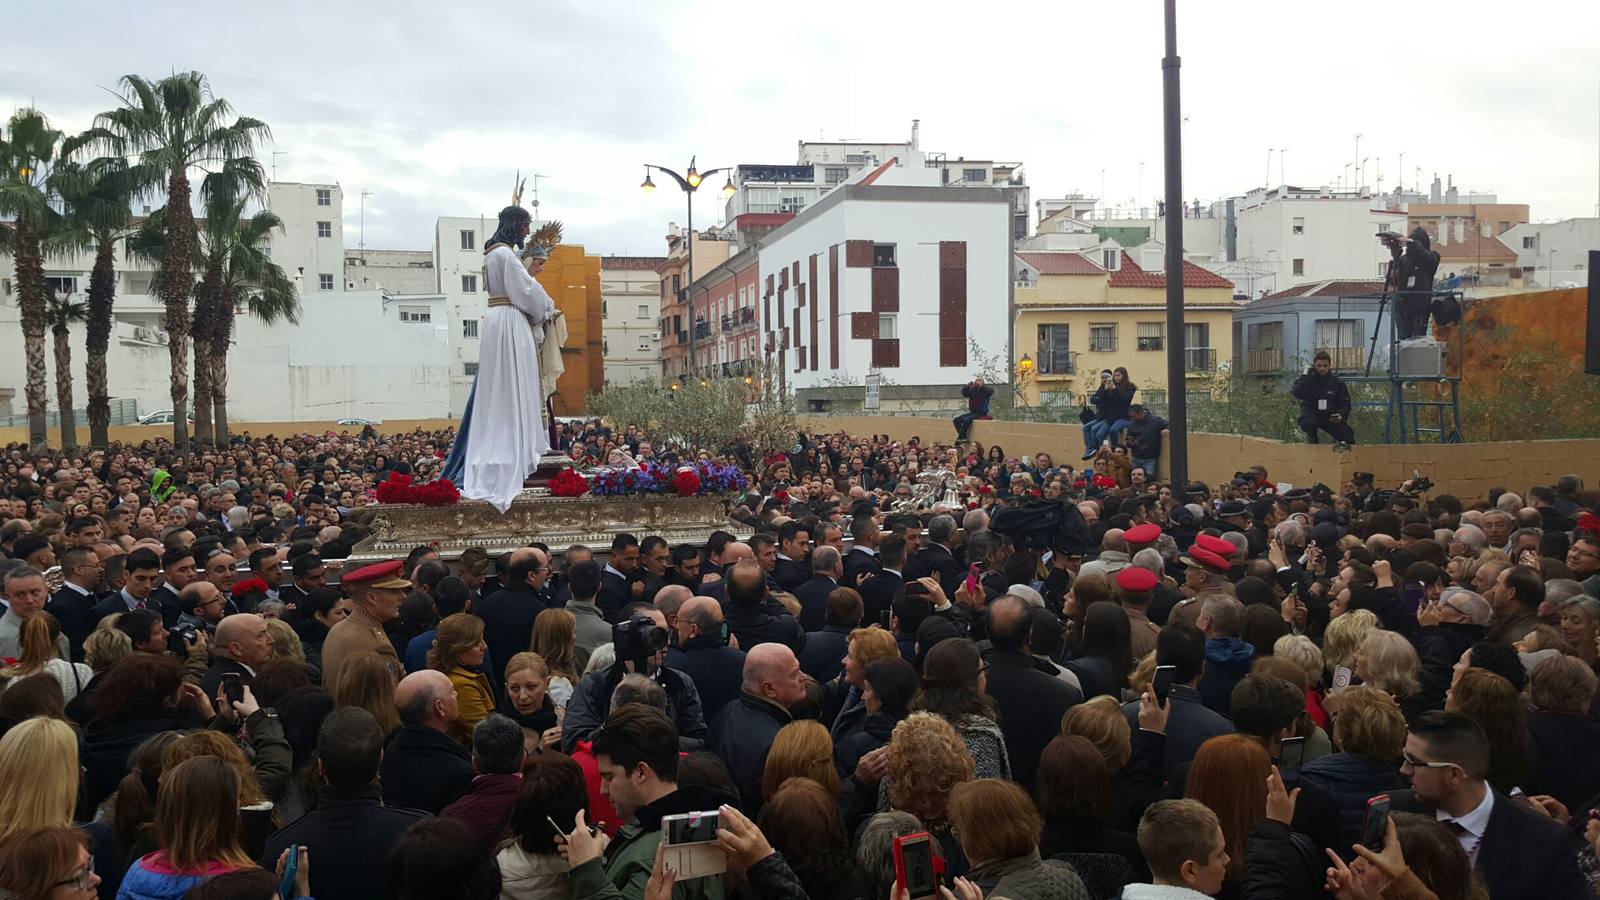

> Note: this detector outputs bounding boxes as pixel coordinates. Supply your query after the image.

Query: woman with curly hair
[1353,628,1426,719]
[882,711,976,874]
[911,639,1011,780]
[1321,608,1379,681]
[427,613,494,743]
[81,654,209,817]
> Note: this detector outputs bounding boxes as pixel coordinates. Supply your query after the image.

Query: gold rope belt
[487,295,511,307]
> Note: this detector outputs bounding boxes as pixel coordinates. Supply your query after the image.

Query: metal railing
[1321,346,1364,371]
[1246,349,1284,373]
[1185,347,1217,372]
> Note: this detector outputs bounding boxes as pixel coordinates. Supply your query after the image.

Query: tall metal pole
[1162,0,1188,489]
[685,193,695,377]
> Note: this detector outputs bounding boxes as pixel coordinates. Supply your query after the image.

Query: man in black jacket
[147,546,199,628]
[858,535,908,628]
[1414,589,1490,712]
[904,514,964,598]
[1290,351,1354,445]
[981,594,1082,790]
[1121,404,1168,479]
[381,670,475,814]
[799,588,859,685]
[48,546,103,660]
[561,608,708,753]
[793,546,842,632]
[773,521,811,592]
[1404,711,1586,900]
[723,560,805,653]
[261,708,427,899]
[475,547,552,671]
[665,597,746,721]
[598,533,644,622]
[199,613,274,701]
[1121,624,1233,781]
[953,378,993,441]
[841,515,883,591]
[708,642,808,813]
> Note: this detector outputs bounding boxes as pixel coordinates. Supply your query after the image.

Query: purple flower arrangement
[587,461,749,498]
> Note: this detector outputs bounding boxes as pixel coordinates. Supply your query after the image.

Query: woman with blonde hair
[530,607,579,707]
[428,612,494,742]
[883,711,976,869]
[331,650,400,736]
[118,756,259,897]
[0,716,79,843]
[264,618,307,667]
[0,613,93,704]
[1353,628,1425,719]
[1299,686,1409,845]
[160,731,279,859]
[1321,608,1379,680]
[501,651,562,752]
[1271,634,1327,727]
[761,720,841,802]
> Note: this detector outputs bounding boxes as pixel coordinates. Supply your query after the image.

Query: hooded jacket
[1199,637,1255,717]
[569,784,733,900]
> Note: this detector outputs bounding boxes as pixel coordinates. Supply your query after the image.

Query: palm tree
[45,288,88,450]
[81,72,269,449]
[51,152,149,448]
[0,109,65,449]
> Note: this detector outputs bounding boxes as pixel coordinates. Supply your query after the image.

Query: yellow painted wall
[0,418,467,447]
[537,245,604,415]
[1016,307,1235,405]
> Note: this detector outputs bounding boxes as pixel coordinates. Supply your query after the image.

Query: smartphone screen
[665,811,720,844]
[221,673,244,706]
[1402,580,1425,614]
[1152,665,1177,705]
[896,834,938,898]
[1278,736,1306,770]
[1361,794,1391,849]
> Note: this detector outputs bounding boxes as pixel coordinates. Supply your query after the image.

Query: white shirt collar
[777,552,795,562]
[62,581,92,597]
[603,564,626,579]
[1438,786,1493,861]
[853,546,879,556]
[882,568,903,578]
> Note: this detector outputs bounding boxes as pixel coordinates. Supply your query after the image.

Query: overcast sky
[5,0,1597,259]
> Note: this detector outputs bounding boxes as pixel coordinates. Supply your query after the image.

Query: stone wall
[797,415,1600,497]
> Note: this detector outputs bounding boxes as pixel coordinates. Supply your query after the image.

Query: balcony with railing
[693,321,712,340]
[1184,348,1217,372]
[1321,346,1364,372]
[1246,348,1284,373]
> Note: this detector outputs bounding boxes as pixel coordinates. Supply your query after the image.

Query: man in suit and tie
[149,546,199,627]
[773,521,811,592]
[1403,711,1585,900]
[199,613,275,700]
[598,533,644,622]
[793,547,842,632]
[904,514,964,598]
[48,546,103,660]
[841,514,883,591]
[89,548,164,626]
[859,535,908,629]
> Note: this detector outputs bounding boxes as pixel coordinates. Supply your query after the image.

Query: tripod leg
[1365,294,1389,377]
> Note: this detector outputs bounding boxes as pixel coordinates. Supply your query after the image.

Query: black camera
[172,623,199,645]
[613,615,668,663]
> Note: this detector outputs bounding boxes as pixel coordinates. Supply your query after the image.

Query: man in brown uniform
[321,559,409,688]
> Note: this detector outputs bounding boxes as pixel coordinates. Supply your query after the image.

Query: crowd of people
[1,421,1599,900]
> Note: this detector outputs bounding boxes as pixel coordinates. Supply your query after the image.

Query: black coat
[1091,383,1135,423]
[709,691,794,813]
[1290,369,1351,419]
[982,648,1082,790]
[799,625,852,684]
[1241,819,1325,900]
[1527,711,1600,811]
[1064,654,1117,700]
[1415,623,1483,714]
[379,723,474,814]
[148,583,183,627]
[841,548,881,595]
[560,663,707,754]
[725,602,805,654]
[1296,752,1410,846]
[80,709,188,818]
[1120,684,1233,782]
[47,585,100,660]
[477,583,550,673]
[792,576,838,632]
[1478,788,1588,900]
[596,569,636,622]
[259,784,427,900]
[665,636,747,722]
[904,544,965,598]
[198,657,255,705]
[773,557,811,592]
[858,570,903,628]
[834,710,898,781]
[1121,414,1168,459]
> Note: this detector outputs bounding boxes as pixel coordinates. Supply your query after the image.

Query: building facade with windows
[688,248,760,381]
[1501,217,1598,287]
[754,172,1012,403]
[267,182,347,293]
[600,256,667,385]
[1227,186,1406,299]
[657,227,734,382]
[345,248,436,294]
[1233,280,1390,378]
[1012,250,1235,409]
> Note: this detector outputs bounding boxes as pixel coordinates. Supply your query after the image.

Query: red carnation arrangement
[550,467,590,498]
[671,468,702,498]
[375,471,462,507]
[232,577,270,600]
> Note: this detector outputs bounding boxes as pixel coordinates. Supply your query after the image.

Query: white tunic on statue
[463,244,557,512]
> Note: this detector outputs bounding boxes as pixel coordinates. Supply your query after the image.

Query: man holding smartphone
[199,612,274,700]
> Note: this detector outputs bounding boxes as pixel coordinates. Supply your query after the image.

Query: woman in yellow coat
[428,613,495,744]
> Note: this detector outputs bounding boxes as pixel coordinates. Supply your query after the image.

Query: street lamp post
[1161,0,1190,489]
[642,158,736,377]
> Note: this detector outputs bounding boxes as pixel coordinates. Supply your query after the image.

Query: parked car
[336,417,382,426]
[138,410,193,426]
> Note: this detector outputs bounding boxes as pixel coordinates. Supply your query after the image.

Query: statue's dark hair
[487,205,531,250]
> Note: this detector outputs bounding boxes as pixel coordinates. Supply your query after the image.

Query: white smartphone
[659,810,726,879]
[1332,665,1353,693]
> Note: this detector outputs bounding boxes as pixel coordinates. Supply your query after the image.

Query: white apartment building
[756,162,1011,398]
[600,256,667,385]
[266,182,347,293]
[1501,218,1598,287]
[345,248,436,294]
[433,214,511,413]
[1224,186,1406,299]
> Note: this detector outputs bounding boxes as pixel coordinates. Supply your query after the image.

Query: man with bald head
[477,546,552,674]
[666,596,746,719]
[982,593,1083,790]
[653,583,693,640]
[382,670,475,813]
[199,613,274,700]
[700,541,753,604]
[1080,528,1131,579]
[709,642,810,812]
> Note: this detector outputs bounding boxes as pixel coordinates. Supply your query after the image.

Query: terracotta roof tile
[1107,252,1234,289]
[1433,231,1517,262]
[1016,252,1105,276]
[1260,279,1387,301]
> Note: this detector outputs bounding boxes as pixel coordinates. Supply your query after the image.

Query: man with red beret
[1125,523,1162,550]
[1116,565,1162,659]
[1180,536,1235,598]
[322,559,410,688]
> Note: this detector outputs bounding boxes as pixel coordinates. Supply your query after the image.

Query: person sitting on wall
[954,377,994,442]
[1291,350,1355,447]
